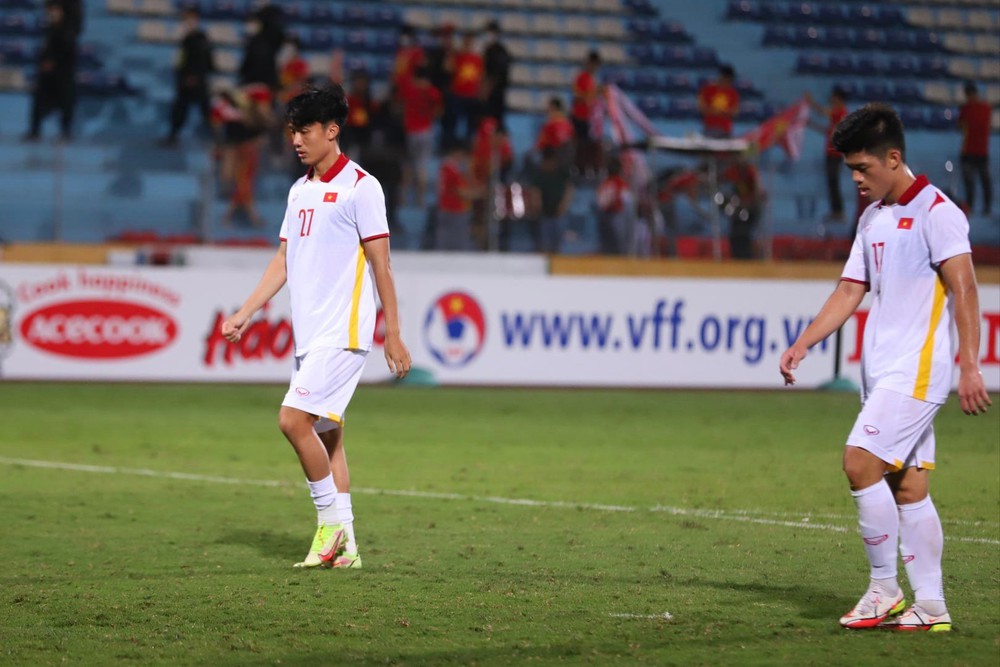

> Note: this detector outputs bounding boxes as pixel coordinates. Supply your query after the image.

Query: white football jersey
[841,175,972,404]
[279,153,389,355]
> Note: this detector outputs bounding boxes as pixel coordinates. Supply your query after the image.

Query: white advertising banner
[0,264,997,391]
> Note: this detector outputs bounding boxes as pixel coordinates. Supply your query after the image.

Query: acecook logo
[20,299,178,359]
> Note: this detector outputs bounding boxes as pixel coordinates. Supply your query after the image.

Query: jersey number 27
[299,208,315,237]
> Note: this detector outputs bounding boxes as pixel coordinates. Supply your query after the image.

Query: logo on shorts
[863,534,889,546]
[295,387,310,396]
[863,425,880,436]
[902,555,915,564]
[423,291,486,368]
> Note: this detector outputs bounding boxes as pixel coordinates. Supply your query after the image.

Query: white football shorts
[846,388,941,472]
[281,347,368,431]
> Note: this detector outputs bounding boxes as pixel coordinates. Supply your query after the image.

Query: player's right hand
[779,346,806,386]
[221,314,250,343]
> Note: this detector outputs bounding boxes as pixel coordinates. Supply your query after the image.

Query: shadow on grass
[216,529,302,562]
[680,577,852,620]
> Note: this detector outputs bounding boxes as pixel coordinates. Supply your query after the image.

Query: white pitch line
[609,612,673,621]
[1,456,997,546]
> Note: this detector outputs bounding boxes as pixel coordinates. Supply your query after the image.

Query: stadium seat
[815,5,845,25]
[726,0,759,21]
[899,107,926,130]
[655,21,690,44]
[626,18,654,40]
[893,81,923,103]
[860,81,890,102]
[856,29,887,50]
[924,107,958,131]
[878,6,905,25]
[663,72,694,93]
[795,52,828,74]
[887,56,916,78]
[0,13,38,36]
[936,9,966,30]
[627,43,656,64]
[657,46,693,68]
[980,58,1000,80]
[884,29,914,51]
[947,58,978,80]
[308,4,338,26]
[637,95,664,118]
[943,33,974,54]
[666,97,699,120]
[563,15,592,37]
[911,31,944,53]
[922,81,955,105]
[847,5,877,24]
[826,54,854,75]
[691,46,718,68]
[787,3,817,25]
[634,70,661,92]
[763,26,791,47]
[0,40,34,66]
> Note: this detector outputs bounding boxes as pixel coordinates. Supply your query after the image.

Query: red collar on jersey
[895,174,929,205]
[307,152,350,183]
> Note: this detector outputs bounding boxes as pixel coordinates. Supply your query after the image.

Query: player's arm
[940,253,991,415]
[364,236,411,379]
[222,242,287,343]
[779,279,867,385]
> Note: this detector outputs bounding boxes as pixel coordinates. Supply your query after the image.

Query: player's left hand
[384,335,411,380]
[957,369,991,416]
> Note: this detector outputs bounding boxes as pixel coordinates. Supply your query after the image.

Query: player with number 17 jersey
[841,176,971,404]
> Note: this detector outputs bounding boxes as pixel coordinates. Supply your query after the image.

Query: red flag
[323,192,338,203]
[743,97,811,160]
[897,217,914,230]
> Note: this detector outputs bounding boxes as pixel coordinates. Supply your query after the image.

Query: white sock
[336,493,357,553]
[898,495,946,609]
[851,480,899,587]
[307,474,339,525]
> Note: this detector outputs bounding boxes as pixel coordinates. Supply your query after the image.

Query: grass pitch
[0,382,997,666]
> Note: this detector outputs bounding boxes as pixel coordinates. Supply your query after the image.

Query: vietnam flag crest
[323,192,338,203]
[897,217,914,230]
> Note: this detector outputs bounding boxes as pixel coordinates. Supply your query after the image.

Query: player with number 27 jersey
[279,152,389,355]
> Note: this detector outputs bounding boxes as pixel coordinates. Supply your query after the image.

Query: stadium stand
[0,0,996,258]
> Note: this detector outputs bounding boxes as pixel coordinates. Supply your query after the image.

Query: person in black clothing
[239,8,284,92]
[364,86,408,236]
[163,8,214,147]
[424,23,454,98]
[25,1,77,141]
[481,20,511,127]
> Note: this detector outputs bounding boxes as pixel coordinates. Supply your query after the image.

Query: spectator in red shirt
[399,65,442,206]
[442,31,484,149]
[808,86,849,222]
[393,25,424,87]
[435,141,483,250]
[958,82,993,215]
[572,50,603,177]
[595,156,631,254]
[278,36,309,104]
[697,65,740,138]
[536,96,575,164]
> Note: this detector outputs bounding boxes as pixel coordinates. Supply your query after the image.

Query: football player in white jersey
[780,104,991,632]
[222,86,411,569]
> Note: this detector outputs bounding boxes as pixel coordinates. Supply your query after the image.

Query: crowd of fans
[20,2,995,256]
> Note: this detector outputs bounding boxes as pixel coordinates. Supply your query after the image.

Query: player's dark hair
[831,103,905,159]
[285,85,349,131]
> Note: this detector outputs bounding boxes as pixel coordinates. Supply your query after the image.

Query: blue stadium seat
[371,32,396,55]
[853,54,887,77]
[795,52,828,74]
[740,99,766,122]
[657,46,693,68]
[663,72,695,93]
[637,95,664,118]
[911,32,944,53]
[0,40,34,65]
[887,56,916,78]
[655,21,691,44]
[0,13,38,36]
[827,54,854,75]
[787,3,818,25]
[604,69,634,90]
[832,81,859,101]
[372,58,394,80]
[626,19,654,41]
[763,25,791,47]
[914,56,948,79]
[822,26,852,48]
[884,29,914,52]
[899,107,926,130]
[861,81,890,102]
[893,82,923,103]
[735,77,761,98]
[309,5,339,26]
[856,29,887,50]
[77,43,103,70]
[666,97,699,120]
[924,107,958,131]
[634,70,661,92]
[624,0,657,18]
[846,5,877,24]
[815,5,845,25]
[373,8,401,28]
[308,28,337,51]
[202,0,245,21]
[726,0,759,21]
[279,3,308,25]
[627,43,656,64]
[878,6,905,25]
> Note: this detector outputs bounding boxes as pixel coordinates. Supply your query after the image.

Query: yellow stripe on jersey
[326,412,343,424]
[348,244,366,349]
[913,277,947,401]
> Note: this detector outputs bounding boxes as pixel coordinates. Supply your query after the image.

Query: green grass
[0,383,997,666]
